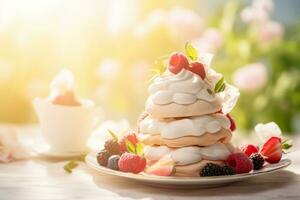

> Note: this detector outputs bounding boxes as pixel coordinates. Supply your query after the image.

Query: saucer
[33,136,88,158]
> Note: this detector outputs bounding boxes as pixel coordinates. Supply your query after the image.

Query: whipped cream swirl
[144,143,232,165]
[148,69,216,105]
[139,114,230,139]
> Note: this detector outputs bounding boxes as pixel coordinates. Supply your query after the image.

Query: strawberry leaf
[214,76,226,93]
[135,143,144,156]
[185,42,198,61]
[125,139,136,154]
[108,129,118,141]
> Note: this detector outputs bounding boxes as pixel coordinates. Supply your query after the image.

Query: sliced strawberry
[189,62,206,79]
[226,114,236,132]
[240,144,259,157]
[168,52,189,74]
[145,155,175,176]
[260,137,282,164]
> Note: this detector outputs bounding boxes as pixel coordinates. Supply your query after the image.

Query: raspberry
[107,155,120,170]
[189,62,206,79]
[240,144,259,157]
[118,152,146,174]
[97,150,110,166]
[250,153,265,170]
[119,132,138,153]
[227,153,253,174]
[104,139,120,155]
[200,163,223,177]
[168,52,189,74]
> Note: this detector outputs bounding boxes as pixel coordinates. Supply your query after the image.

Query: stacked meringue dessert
[138,46,241,177]
[96,45,288,177]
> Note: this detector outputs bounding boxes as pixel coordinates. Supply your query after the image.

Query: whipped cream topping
[139,114,230,139]
[144,143,232,165]
[147,69,217,105]
[50,69,75,98]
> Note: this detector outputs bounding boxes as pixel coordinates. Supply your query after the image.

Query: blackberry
[104,139,120,155]
[250,153,265,170]
[221,165,236,175]
[200,163,223,177]
[97,150,110,166]
[107,155,120,170]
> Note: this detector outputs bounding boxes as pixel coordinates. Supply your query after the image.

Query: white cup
[33,98,102,154]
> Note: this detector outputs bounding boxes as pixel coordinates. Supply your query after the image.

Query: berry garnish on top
[189,62,206,79]
[168,52,189,74]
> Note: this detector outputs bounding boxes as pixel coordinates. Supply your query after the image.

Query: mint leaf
[185,42,198,61]
[281,139,293,150]
[135,143,144,156]
[214,77,226,93]
[125,139,136,153]
[64,160,78,173]
[108,129,118,141]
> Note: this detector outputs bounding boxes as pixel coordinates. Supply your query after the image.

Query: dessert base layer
[139,128,232,148]
[175,160,225,177]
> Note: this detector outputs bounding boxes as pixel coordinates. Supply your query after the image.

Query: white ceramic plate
[85,152,291,188]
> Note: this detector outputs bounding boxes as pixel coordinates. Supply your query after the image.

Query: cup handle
[93,107,105,128]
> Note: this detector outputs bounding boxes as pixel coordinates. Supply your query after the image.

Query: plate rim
[85,152,292,184]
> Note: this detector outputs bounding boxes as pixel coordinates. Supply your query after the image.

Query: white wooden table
[0,126,299,200]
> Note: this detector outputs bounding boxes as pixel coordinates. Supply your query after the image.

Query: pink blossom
[233,63,268,92]
[259,21,284,43]
[0,127,30,163]
[192,28,223,53]
[167,7,204,41]
[253,0,274,13]
[255,122,282,143]
[240,6,269,24]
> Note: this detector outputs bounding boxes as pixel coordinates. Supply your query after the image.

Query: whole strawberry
[240,144,259,157]
[118,152,146,174]
[119,132,138,153]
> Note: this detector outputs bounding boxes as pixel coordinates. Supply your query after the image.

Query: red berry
[168,52,189,74]
[240,144,259,157]
[118,153,146,174]
[260,137,282,164]
[189,62,206,79]
[226,114,236,132]
[119,132,138,153]
[227,153,253,174]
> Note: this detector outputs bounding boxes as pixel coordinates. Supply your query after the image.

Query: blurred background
[0,0,299,134]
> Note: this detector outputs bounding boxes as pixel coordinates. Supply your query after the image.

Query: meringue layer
[139,114,230,139]
[147,69,216,105]
[139,128,232,148]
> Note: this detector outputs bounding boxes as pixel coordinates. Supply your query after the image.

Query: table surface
[0,126,300,200]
